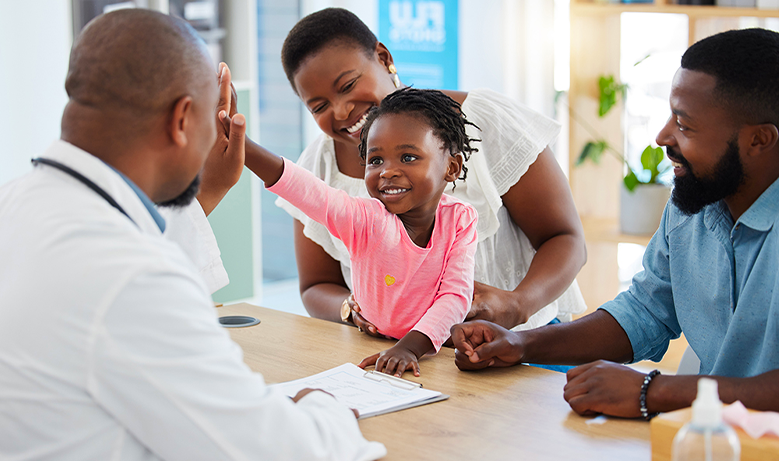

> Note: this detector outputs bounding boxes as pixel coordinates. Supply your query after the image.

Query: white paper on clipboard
[270,363,448,419]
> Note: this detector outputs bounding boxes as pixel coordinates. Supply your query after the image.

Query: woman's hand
[467,281,529,329]
[349,295,390,339]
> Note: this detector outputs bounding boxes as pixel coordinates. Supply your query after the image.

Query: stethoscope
[31,157,137,227]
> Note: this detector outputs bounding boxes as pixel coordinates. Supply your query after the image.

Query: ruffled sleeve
[463,88,561,195]
[448,88,561,241]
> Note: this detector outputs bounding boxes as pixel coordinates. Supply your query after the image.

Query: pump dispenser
[671,378,741,461]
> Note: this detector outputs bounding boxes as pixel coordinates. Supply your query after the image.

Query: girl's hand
[467,281,530,329]
[358,344,421,378]
[197,63,244,216]
[358,331,433,377]
[349,296,391,339]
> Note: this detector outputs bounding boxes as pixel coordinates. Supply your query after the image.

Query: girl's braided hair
[358,88,480,182]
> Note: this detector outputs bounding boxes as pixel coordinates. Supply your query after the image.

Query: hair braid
[358,88,480,182]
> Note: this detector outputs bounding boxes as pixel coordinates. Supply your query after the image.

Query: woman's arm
[293,219,351,322]
[468,147,587,329]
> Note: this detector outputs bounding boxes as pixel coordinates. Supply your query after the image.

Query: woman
[244,8,587,335]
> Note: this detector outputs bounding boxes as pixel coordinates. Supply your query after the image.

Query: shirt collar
[704,176,779,233]
[737,176,779,232]
[703,200,731,233]
[107,165,166,233]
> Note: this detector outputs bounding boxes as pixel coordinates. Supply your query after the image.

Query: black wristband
[639,369,661,421]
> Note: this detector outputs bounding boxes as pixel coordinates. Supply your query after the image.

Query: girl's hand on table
[358,331,433,378]
[358,344,421,378]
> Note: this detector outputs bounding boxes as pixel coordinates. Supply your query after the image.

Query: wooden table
[219,303,650,460]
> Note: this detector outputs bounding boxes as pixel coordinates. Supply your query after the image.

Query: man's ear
[169,95,193,147]
[745,123,779,157]
[445,154,464,182]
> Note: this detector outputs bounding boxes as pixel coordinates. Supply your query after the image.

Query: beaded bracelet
[639,369,661,421]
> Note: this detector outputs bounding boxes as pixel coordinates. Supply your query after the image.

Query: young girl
[252,88,479,377]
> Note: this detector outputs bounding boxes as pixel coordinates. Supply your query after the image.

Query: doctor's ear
[169,95,193,147]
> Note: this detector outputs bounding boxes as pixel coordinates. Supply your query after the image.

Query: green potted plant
[573,74,672,235]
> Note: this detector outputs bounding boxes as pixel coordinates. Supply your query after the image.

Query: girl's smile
[364,113,461,223]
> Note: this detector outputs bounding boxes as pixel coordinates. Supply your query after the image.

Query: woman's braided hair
[358,88,480,182]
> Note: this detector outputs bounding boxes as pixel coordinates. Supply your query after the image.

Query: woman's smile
[345,111,370,135]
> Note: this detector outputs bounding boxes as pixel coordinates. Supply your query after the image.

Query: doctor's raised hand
[196,62,245,216]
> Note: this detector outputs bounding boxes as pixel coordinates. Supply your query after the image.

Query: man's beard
[670,138,746,216]
[156,175,201,209]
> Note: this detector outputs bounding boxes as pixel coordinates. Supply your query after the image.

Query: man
[451,28,779,418]
[0,9,385,460]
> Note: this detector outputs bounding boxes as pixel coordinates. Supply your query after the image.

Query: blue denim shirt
[601,177,779,378]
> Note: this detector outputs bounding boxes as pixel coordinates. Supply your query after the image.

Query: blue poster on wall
[378,0,458,90]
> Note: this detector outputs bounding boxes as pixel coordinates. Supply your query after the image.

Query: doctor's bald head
[65,9,214,122]
[61,9,220,206]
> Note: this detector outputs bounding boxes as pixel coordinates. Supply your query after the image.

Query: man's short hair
[681,28,779,127]
[65,9,211,117]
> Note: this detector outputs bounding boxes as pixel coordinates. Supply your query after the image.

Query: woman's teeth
[383,189,407,195]
[346,113,369,134]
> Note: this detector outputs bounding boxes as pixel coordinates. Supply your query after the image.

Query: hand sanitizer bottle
[671,378,740,461]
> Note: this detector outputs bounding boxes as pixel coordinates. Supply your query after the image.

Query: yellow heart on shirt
[384,275,396,286]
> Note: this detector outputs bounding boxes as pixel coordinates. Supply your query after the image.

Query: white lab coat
[0,140,386,461]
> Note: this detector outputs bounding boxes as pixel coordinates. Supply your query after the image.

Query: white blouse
[277,88,586,329]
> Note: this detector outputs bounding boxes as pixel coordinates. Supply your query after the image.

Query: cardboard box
[651,407,779,461]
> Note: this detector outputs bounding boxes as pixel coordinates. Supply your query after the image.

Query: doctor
[0,9,384,461]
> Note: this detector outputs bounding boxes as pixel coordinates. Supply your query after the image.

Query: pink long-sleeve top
[268,159,477,351]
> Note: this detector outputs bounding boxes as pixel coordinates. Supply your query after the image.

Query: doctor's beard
[157,175,201,209]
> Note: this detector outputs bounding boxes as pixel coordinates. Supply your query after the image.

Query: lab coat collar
[39,140,164,237]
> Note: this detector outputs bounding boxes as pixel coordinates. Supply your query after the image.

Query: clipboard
[270,363,449,419]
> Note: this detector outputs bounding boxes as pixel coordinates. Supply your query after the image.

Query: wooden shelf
[572,2,779,19]
[568,1,773,321]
